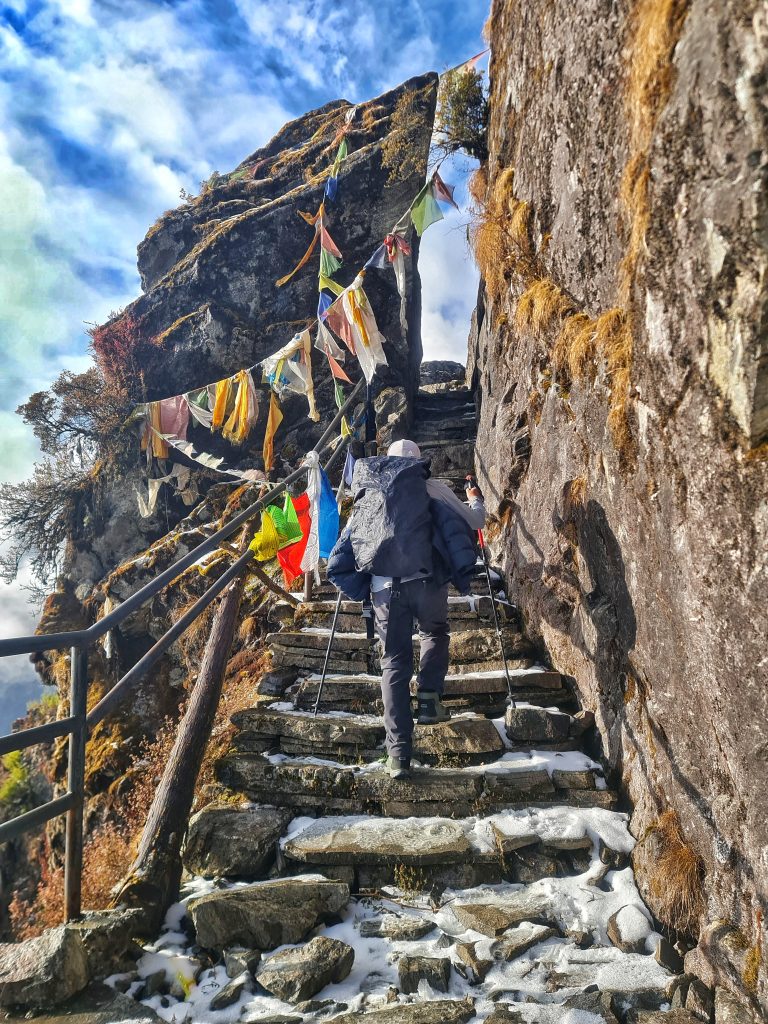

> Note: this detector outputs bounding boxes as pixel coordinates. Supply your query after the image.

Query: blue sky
[0,0,485,722]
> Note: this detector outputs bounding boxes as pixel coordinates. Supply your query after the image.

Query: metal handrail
[0,376,365,919]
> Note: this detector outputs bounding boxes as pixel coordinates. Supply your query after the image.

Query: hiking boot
[416,691,451,725]
[387,756,412,779]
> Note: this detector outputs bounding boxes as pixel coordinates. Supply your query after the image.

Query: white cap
[387,438,421,458]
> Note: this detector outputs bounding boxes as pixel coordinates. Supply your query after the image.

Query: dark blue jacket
[327,494,479,600]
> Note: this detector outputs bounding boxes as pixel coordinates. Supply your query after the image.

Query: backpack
[348,456,433,578]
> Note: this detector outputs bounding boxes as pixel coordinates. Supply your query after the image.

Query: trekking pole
[313,589,343,716]
[477,528,516,709]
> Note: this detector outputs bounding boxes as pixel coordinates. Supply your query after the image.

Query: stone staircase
[114,385,692,1023]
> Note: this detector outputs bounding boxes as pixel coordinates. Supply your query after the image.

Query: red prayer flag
[277,492,311,587]
[433,171,459,211]
[328,355,352,382]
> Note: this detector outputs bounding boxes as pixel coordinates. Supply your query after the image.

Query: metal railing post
[64,645,87,922]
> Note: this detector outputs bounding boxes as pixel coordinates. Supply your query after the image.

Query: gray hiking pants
[372,578,450,760]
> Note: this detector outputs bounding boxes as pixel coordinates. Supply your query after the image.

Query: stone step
[275,809,617,892]
[307,575,506,600]
[230,708,507,765]
[268,626,535,677]
[291,669,576,716]
[216,751,615,818]
[294,596,518,634]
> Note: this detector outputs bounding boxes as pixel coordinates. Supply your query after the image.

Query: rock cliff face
[470,0,767,1012]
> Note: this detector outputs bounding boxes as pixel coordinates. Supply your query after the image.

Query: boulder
[607,906,653,954]
[564,989,621,1024]
[188,877,349,952]
[419,361,466,387]
[65,908,147,977]
[326,999,475,1023]
[256,936,354,1003]
[1,982,164,1023]
[397,954,451,994]
[182,803,292,877]
[0,926,90,1009]
[714,988,756,1024]
[504,706,572,744]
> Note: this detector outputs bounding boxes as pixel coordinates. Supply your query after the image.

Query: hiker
[327,438,486,779]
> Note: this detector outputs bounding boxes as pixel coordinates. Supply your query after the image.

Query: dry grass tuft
[554,313,594,378]
[469,167,540,308]
[625,0,689,151]
[648,809,705,935]
[508,199,533,254]
[565,476,588,512]
[515,278,573,338]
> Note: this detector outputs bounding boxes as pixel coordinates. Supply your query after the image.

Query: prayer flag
[410,180,444,235]
[433,171,459,210]
[263,392,283,471]
[277,492,311,587]
[319,247,342,277]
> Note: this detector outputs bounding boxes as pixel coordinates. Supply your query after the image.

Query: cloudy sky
[0,0,485,725]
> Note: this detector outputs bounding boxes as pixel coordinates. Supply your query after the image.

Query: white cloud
[418,153,480,365]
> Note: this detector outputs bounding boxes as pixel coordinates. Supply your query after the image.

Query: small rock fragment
[655,935,684,973]
[397,954,451,994]
[359,915,435,941]
[454,941,493,984]
[257,936,354,1003]
[209,974,251,1010]
[685,977,714,1020]
[493,922,560,961]
[607,906,652,954]
[225,947,262,978]
[142,970,168,997]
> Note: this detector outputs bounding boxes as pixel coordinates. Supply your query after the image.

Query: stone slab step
[230,708,506,766]
[278,806,630,897]
[291,670,575,715]
[308,576,505,599]
[326,999,475,1024]
[294,596,518,634]
[216,752,615,818]
[269,627,534,658]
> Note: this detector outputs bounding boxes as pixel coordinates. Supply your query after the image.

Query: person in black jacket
[327,439,486,779]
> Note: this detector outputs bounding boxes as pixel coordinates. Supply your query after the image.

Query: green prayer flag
[188,388,210,410]
[265,500,303,548]
[336,138,348,162]
[411,181,444,236]
[334,381,345,409]
[320,247,342,277]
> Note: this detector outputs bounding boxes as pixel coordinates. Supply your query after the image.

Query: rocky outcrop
[470,0,767,1011]
[103,74,437,412]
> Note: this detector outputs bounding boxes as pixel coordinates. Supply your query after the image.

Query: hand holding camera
[464,474,483,500]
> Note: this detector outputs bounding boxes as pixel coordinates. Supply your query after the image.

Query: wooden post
[64,646,87,922]
[113,528,252,926]
[304,571,313,601]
